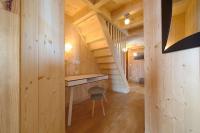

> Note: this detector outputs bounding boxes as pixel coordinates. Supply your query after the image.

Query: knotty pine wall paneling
[21,0,65,133]
[38,0,65,133]
[0,0,20,132]
[21,0,39,132]
[65,16,105,104]
[64,16,100,76]
[144,0,200,132]
[128,49,144,83]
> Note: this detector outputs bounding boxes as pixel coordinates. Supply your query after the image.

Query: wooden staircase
[73,12,129,93]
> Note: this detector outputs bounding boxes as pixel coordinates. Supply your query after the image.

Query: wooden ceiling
[64,0,189,47]
[65,0,144,38]
[65,0,87,16]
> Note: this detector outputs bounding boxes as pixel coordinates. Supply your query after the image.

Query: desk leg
[68,87,74,126]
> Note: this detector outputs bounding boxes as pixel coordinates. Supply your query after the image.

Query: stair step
[75,14,129,93]
[85,32,104,43]
[96,56,114,63]
[93,48,112,57]
[88,39,108,51]
[87,38,105,44]
[99,63,117,69]
[101,69,119,75]
[108,75,122,80]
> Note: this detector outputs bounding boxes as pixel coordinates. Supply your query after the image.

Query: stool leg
[103,93,108,102]
[101,99,105,116]
[92,100,95,117]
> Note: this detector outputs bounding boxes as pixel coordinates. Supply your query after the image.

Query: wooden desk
[65,74,108,126]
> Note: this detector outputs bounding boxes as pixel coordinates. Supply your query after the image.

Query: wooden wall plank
[0,3,20,133]
[38,0,65,133]
[128,49,144,83]
[21,0,39,132]
[144,0,200,132]
[65,15,103,104]
[21,0,65,133]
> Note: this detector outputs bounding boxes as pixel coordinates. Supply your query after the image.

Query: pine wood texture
[21,0,39,132]
[0,3,20,132]
[71,13,129,93]
[144,0,200,132]
[66,91,144,133]
[21,0,65,133]
[65,16,105,104]
[65,16,100,76]
[128,48,144,83]
[66,80,109,105]
[65,0,144,43]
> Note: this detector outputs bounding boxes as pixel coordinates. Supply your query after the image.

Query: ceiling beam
[126,36,144,46]
[128,25,143,36]
[81,0,111,20]
[111,1,143,21]
[72,8,96,25]
[117,14,143,30]
[128,45,144,51]
[94,0,110,8]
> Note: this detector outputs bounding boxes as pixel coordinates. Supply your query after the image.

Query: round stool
[88,86,107,117]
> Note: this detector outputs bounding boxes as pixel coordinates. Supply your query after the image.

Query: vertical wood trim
[21,0,65,133]
[0,0,20,132]
[38,0,65,133]
[21,0,39,132]
[126,51,128,80]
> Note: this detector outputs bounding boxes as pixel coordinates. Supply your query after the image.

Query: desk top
[65,74,108,81]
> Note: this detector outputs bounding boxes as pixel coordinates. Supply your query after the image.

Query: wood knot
[38,76,45,80]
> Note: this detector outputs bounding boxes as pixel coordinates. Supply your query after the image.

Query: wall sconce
[122,47,128,53]
[65,43,72,53]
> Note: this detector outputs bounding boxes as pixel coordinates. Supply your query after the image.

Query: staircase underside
[73,12,130,93]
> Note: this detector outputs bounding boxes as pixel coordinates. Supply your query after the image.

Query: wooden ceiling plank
[120,19,143,30]
[72,10,96,25]
[94,0,110,8]
[81,0,112,20]
[111,1,143,21]
[128,28,143,37]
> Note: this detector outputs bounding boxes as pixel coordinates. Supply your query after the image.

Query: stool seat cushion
[88,86,105,95]
[90,94,103,100]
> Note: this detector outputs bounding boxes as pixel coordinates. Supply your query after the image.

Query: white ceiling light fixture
[124,13,130,25]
